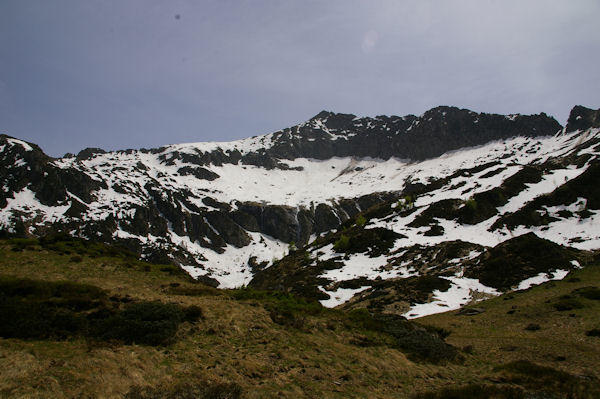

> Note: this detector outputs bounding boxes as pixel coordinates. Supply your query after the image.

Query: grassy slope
[0,239,599,398]
[420,263,600,378]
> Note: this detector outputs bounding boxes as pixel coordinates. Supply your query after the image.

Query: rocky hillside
[1,105,599,317]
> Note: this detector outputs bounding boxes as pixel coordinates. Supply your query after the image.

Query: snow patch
[404,277,499,319]
[516,269,570,291]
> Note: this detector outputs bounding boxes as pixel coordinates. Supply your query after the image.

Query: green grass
[0,237,599,398]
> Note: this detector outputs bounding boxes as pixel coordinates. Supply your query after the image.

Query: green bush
[125,381,243,399]
[183,305,204,322]
[574,286,600,300]
[524,323,541,331]
[414,275,451,293]
[394,328,459,364]
[0,277,195,346]
[553,296,584,311]
[0,292,90,340]
[412,384,525,399]
[355,214,367,227]
[586,328,600,337]
[229,287,323,329]
[344,311,459,364]
[37,233,136,259]
[346,308,382,331]
[494,360,600,398]
[333,234,350,252]
[465,198,478,210]
[8,238,38,252]
[93,302,185,346]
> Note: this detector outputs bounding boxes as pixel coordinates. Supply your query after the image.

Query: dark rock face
[565,105,600,133]
[76,147,107,160]
[259,106,561,162]
[465,233,582,290]
[177,166,220,181]
[0,135,106,208]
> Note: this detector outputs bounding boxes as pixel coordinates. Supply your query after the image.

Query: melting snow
[404,276,499,319]
[516,269,570,290]
[319,286,371,308]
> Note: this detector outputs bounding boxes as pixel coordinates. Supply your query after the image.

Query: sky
[1,1,599,157]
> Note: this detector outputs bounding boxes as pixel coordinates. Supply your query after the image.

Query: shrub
[346,308,382,331]
[394,328,459,364]
[346,312,460,364]
[8,238,38,252]
[183,305,204,322]
[229,288,323,329]
[493,359,600,398]
[553,297,584,311]
[524,323,541,331]
[125,381,243,399]
[0,277,194,346]
[586,328,600,337]
[412,384,525,399]
[355,214,367,227]
[333,234,350,252]
[574,286,600,300]
[93,302,185,346]
[465,198,477,210]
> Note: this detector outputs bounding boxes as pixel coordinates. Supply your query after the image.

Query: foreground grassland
[0,237,599,398]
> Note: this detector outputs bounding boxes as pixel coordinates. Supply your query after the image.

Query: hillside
[1,104,600,317]
[0,236,599,398]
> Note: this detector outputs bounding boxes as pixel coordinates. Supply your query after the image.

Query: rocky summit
[1,105,600,317]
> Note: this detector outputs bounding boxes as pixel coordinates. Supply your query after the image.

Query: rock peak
[565,105,600,133]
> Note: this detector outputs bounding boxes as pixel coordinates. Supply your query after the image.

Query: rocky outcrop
[259,106,561,162]
[565,105,600,133]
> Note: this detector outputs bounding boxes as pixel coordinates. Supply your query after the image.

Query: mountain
[1,105,599,317]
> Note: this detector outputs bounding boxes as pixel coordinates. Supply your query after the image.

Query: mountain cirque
[1,105,600,317]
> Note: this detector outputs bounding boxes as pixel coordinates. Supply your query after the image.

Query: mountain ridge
[1,104,599,317]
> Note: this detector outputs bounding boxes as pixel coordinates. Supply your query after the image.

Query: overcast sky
[1,1,599,157]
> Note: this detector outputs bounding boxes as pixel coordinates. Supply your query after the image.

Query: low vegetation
[0,236,599,398]
[0,276,203,346]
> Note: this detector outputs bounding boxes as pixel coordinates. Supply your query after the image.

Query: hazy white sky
[1,0,599,156]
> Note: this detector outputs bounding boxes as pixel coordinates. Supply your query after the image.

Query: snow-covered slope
[1,105,600,318]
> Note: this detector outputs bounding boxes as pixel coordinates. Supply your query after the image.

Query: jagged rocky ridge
[1,105,600,317]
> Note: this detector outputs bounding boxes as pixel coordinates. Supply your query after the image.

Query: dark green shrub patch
[0,276,199,346]
[393,327,459,364]
[38,233,137,259]
[93,302,185,346]
[524,323,541,331]
[586,328,600,337]
[494,360,600,398]
[333,234,350,252]
[0,276,106,309]
[164,285,220,297]
[573,286,600,300]
[553,296,584,311]
[125,380,243,399]
[8,238,38,252]
[344,311,459,364]
[412,384,526,399]
[229,287,323,329]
